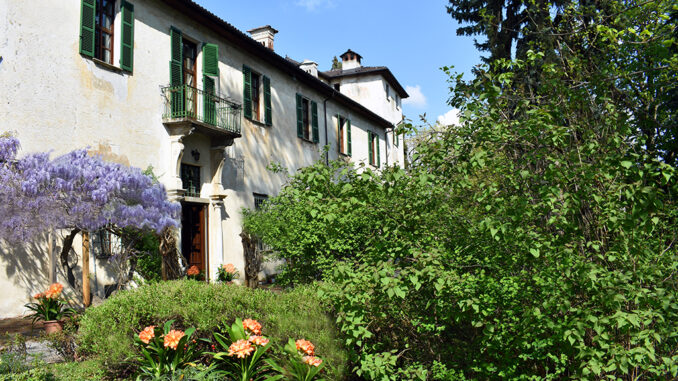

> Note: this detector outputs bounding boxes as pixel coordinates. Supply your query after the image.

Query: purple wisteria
[0,136,180,243]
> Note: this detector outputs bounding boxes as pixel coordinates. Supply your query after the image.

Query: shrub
[77,280,348,379]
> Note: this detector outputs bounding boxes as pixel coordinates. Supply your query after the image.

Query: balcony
[162,84,242,137]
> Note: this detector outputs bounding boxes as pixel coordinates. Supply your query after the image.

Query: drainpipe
[385,125,396,167]
[322,91,337,165]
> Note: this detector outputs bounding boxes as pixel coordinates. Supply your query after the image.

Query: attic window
[334,83,340,91]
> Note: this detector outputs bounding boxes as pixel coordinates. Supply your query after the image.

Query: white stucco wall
[0,0,404,317]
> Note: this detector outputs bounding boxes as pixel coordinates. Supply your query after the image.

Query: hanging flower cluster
[0,136,180,244]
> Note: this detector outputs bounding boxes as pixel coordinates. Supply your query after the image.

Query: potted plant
[24,283,75,333]
[186,265,204,281]
[217,263,239,284]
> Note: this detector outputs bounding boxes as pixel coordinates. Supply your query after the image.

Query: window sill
[339,151,351,158]
[82,55,128,74]
[245,117,271,128]
[298,137,317,144]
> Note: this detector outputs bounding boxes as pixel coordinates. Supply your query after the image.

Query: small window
[302,98,310,140]
[368,131,380,168]
[337,115,351,156]
[253,193,268,210]
[92,230,113,259]
[243,66,272,125]
[180,163,201,197]
[95,0,115,64]
[251,72,261,121]
[385,84,390,100]
[395,94,400,109]
[296,94,318,143]
[334,83,340,91]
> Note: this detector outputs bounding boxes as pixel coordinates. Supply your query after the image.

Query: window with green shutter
[263,76,272,126]
[311,101,319,143]
[368,131,374,166]
[296,93,304,138]
[376,133,381,167]
[169,27,183,116]
[202,43,218,124]
[337,115,352,156]
[79,0,96,57]
[243,65,252,120]
[347,119,352,156]
[119,0,134,72]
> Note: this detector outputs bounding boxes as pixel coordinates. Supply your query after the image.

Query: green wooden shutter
[296,94,303,138]
[347,119,352,156]
[202,43,219,76]
[243,65,252,120]
[394,131,399,147]
[203,76,216,124]
[311,101,319,143]
[263,76,272,126]
[336,114,341,152]
[368,131,373,166]
[376,133,381,167]
[120,1,134,72]
[79,0,96,57]
[169,27,183,116]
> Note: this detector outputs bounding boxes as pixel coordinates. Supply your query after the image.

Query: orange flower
[187,265,200,276]
[44,283,63,299]
[295,339,315,356]
[163,329,185,350]
[33,292,44,299]
[222,263,236,274]
[248,335,269,346]
[303,355,323,367]
[242,318,262,335]
[138,326,155,344]
[228,339,255,358]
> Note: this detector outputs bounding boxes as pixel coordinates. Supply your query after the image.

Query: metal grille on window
[181,164,201,197]
[253,193,268,210]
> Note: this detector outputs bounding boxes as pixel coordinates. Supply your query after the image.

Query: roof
[162,0,395,129]
[323,67,409,98]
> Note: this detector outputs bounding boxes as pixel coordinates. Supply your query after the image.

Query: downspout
[385,125,396,167]
[322,91,338,165]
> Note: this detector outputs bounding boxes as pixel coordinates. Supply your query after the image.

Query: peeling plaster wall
[0,0,404,317]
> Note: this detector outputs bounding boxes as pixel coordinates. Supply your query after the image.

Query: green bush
[77,280,348,379]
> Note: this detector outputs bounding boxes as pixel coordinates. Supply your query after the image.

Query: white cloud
[402,85,427,108]
[295,0,334,11]
[436,108,461,126]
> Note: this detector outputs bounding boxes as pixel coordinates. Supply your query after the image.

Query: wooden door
[181,202,206,277]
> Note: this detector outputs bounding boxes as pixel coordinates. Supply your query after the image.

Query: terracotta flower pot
[43,320,64,334]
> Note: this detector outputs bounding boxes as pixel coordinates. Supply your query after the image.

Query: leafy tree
[331,56,342,70]
[246,0,678,378]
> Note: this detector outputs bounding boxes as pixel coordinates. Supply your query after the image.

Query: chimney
[247,25,278,51]
[340,49,362,70]
[299,59,318,77]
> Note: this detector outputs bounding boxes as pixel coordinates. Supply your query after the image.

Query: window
[337,115,352,156]
[95,0,115,64]
[79,0,134,71]
[395,94,400,109]
[180,163,201,197]
[169,29,220,123]
[243,65,272,125]
[253,193,268,210]
[393,130,399,147]
[92,230,113,259]
[368,131,380,168]
[385,83,390,100]
[296,94,319,143]
[334,83,340,91]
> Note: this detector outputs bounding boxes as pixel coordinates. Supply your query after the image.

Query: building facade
[0,0,408,316]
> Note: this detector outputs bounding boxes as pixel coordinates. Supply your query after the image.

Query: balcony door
[183,40,197,118]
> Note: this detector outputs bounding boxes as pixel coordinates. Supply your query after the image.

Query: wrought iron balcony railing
[162,84,241,135]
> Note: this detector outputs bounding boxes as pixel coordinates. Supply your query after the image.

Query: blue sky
[193,0,481,126]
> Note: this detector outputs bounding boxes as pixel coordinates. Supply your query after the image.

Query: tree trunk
[82,231,91,307]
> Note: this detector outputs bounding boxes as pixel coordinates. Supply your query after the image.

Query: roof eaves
[164,0,393,129]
